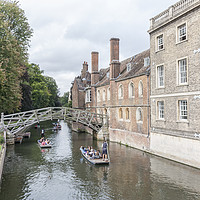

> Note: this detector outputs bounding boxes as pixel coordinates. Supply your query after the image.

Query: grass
[0,145,2,152]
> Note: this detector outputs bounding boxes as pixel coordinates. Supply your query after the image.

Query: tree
[27,63,61,109]
[60,92,72,107]
[27,63,50,109]
[44,76,61,107]
[20,66,32,111]
[0,0,33,113]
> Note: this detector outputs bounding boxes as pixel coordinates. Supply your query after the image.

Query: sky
[18,0,178,96]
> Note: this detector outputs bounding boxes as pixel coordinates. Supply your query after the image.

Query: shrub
[0,135,4,144]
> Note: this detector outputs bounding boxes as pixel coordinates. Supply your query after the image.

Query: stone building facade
[149,0,200,167]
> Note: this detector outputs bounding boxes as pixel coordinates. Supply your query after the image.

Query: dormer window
[127,63,131,72]
[144,57,150,67]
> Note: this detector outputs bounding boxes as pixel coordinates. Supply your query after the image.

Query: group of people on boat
[80,141,108,161]
[53,119,61,130]
[39,137,50,146]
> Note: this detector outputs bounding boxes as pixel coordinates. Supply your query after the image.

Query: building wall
[108,75,150,150]
[72,81,85,109]
[149,0,200,168]
[72,81,79,108]
[150,4,200,134]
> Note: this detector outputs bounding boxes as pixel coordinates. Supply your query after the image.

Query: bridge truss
[0,107,108,135]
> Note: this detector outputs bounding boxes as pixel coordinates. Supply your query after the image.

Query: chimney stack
[110,38,120,63]
[91,52,99,85]
[81,61,88,79]
[110,38,120,79]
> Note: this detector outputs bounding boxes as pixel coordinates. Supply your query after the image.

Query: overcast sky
[18,0,178,95]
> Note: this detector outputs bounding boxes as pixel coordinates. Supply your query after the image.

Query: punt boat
[80,147,110,165]
[38,140,52,148]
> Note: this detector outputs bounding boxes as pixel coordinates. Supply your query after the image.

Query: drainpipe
[147,72,150,138]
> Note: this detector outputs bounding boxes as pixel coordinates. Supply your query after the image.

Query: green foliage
[0,134,4,144]
[44,76,60,107]
[60,92,69,107]
[60,92,72,107]
[0,0,33,113]
[27,63,60,109]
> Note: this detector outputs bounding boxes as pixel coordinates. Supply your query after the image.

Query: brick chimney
[110,38,120,79]
[81,61,88,79]
[91,52,99,85]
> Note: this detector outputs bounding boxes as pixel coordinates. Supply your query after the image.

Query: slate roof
[95,49,150,87]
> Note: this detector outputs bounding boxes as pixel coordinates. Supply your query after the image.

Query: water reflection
[0,121,200,200]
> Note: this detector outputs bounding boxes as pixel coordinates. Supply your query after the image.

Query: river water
[0,120,200,200]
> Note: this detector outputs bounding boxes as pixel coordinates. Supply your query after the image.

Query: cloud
[18,0,178,95]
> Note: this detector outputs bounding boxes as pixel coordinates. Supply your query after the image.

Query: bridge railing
[0,107,108,135]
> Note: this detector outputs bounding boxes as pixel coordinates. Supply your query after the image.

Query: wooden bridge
[0,107,108,135]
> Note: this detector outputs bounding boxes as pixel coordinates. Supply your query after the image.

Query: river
[0,120,200,200]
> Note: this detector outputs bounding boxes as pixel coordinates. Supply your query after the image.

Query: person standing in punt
[102,140,108,161]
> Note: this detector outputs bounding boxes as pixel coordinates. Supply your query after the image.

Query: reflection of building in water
[150,156,200,198]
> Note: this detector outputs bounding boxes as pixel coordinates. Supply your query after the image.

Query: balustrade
[150,0,200,30]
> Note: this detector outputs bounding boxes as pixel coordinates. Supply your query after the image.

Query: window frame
[97,89,101,102]
[178,99,188,121]
[119,108,123,120]
[177,57,188,86]
[118,84,124,99]
[156,34,164,51]
[125,108,130,121]
[138,81,143,97]
[107,87,110,101]
[136,107,143,123]
[129,82,135,98]
[156,64,165,88]
[176,22,187,44]
[157,100,165,120]
[85,89,91,103]
[103,89,106,101]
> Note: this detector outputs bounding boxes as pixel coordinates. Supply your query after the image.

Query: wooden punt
[38,140,52,148]
[80,148,110,165]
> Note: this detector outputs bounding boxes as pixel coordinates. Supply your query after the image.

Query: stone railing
[150,0,200,30]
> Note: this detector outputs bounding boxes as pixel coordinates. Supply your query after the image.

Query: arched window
[138,81,143,97]
[129,82,134,98]
[97,90,101,102]
[107,87,110,100]
[104,108,107,115]
[136,107,143,123]
[118,85,123,99]
[103,90,106,101]
[126,108,130,120]
[119,108,123,119]
[107,108,110,119]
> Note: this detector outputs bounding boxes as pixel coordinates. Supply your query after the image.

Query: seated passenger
[45,139,49,145]
[94,150,101,159]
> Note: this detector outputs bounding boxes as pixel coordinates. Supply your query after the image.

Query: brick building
[71,38,151,150]
[71,62,91,109]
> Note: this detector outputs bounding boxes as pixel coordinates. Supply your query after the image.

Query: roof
[116,49,150,81]
[95,49,150,87]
